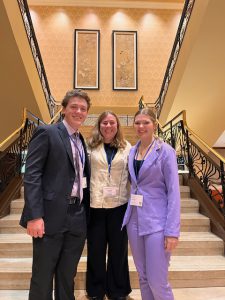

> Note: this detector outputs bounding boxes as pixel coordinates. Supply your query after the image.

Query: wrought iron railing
[155,0,195,116]
[17,0,60,117]
[159,111,225,217]
[0,109,62,197]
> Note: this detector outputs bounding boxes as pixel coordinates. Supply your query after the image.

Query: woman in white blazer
[86,111,131,300]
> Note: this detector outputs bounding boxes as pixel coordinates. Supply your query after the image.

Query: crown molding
[28,0,184,10]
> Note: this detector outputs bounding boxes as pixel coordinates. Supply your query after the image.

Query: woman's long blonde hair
[87,111,126,149]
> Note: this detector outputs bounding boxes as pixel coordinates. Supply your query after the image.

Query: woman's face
[100,114,118,143]
[134,114,156,140]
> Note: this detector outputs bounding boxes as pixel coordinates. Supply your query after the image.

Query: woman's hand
[164,236,178,252]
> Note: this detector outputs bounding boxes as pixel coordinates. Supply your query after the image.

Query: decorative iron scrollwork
[161,116,225,216]
[0,112,61,197]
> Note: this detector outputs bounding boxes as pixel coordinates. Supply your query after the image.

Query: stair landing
[1,287,225,300]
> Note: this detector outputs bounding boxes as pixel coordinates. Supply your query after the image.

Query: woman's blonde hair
[87,111,126,149]
[134,107,157,123]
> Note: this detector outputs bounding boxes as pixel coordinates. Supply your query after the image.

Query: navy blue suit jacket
[20,122,90,234]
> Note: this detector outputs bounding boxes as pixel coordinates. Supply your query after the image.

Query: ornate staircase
[0,175,225,292]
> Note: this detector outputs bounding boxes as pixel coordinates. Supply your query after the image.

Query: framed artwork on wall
[112,30,138,90]
[74,29,100,89]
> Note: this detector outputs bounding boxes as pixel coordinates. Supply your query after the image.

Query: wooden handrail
[0,107,62,150]
[0,108,27,149]
[182,110,225,164]
[48,108,62,124]
[159,110,225,164]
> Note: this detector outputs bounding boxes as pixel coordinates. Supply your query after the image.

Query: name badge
[130,194,143,207]
[82,177,87,189]
[103,186,119,198]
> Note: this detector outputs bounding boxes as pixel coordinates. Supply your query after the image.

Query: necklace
[138,139,155,159]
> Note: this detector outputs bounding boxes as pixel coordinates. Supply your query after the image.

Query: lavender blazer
[122,139,180,237]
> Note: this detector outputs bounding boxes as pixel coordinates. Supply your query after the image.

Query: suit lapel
[128,144,138,185]
[137,139,162,181]
[57,122,74,170]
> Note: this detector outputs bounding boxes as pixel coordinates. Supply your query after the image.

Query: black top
[134,159,142,178]
[104,143,117,163]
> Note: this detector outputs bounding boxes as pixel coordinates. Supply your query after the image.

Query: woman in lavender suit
[122,108,180,300]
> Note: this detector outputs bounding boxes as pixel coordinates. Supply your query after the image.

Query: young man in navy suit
[20,89,91,300]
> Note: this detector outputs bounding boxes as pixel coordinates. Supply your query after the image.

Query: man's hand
[27,218,45,238]
[164,236,178,252]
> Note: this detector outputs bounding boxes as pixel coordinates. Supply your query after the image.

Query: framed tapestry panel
[74,29,100,89]
[112,30,137,90]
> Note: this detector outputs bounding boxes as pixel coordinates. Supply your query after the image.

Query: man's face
[63,97,88,130]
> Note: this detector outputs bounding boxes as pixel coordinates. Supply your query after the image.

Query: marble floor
[0,288,225,300]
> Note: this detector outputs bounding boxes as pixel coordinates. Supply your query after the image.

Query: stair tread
[0,256,225,272]
[179,232,222,241]
[1,288,225,300]
[180,186,190,192]
[0,234,31,243]
[0,231,221,246]
[12,197,197,203]
[3,212,208,219]
[0,215,21,221]
[170,256,225,271]
[180,213,208,219]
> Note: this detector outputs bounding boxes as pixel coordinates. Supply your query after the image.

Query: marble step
[180,186,190,198]
[10,199,24,214]
[18,176,184,196]
[0,212,210,234]
[180,198,199,213]
[179,174,183,185]
[0,256,225,289]
[174,232,224,255]
[0,231,222,257]
[180,213,210,232]
[1,288,225,300]
[10,196,199,214]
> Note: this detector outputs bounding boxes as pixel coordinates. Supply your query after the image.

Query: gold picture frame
[112,30,138,90]
[74,29,100,89]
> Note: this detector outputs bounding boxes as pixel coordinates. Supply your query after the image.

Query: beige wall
[29,5,181,108]
[159,0,225,148]
[0,0,51,143]
[0,0,47,142]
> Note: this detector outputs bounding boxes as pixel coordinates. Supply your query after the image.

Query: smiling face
[100,114,118,143]
[134,114,157,141]
[62,96,88,130]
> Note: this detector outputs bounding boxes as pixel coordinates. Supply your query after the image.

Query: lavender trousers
[126,207,174,300]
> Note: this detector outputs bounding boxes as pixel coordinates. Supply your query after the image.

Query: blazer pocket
[43,191,55,201]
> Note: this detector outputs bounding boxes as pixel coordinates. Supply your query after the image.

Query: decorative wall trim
[28,0,184,10]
